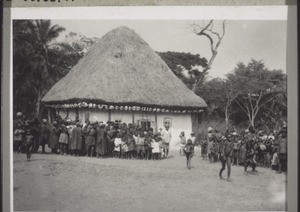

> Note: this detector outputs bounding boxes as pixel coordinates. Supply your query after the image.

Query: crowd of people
[13,112,174,161]
[190,125,287,181]
[14,112,287,180]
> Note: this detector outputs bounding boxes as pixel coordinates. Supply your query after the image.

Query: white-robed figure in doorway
[162,125,172,158]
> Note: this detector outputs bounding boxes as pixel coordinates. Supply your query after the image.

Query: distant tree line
[161,52,287,130]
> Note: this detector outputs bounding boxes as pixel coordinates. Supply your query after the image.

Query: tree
[157,51,207,89]
[190,20,226,91]
[63,32,100,55]
[197,78,240,125]
[255,69,287,130]
[227,59,286,128]
[13,20,81,118]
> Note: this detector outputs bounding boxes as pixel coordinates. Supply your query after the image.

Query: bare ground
[13,147,286,212]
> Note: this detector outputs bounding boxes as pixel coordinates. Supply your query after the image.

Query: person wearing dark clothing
[59,124,69,155]
[126,133,135,159]
[184,139,194,170]
[244,132,258,174]
[40,119,50,153]
[96,124,109,158]
[30,119,41,153]
[49,121,60,154]
[219,135,234,181]
[24,130,34,161]
[231,132,239,165]
[71,122,83,156]
[14,122,25,152]
[276,127,287,173]
[143,133,152,160]
[85,123,96,157]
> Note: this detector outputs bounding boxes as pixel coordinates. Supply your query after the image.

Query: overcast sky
[52,20,287,79]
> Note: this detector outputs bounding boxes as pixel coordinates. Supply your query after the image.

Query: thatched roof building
[42,26,206,113]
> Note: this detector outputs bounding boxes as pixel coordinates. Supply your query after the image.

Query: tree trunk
[36,89,41,119]
[250,116,255,128]
[192,70,209,92]
[225,105,229,126]
[48,108,51,123]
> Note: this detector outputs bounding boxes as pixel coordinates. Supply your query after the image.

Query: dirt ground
[13,147,286,212]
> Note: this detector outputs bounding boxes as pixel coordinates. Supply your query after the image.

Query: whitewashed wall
[57,109,67,119]
[111,110,133,123]
[157,113,192,148]
[88,109,109,122]
[57,109,77,121]
[134,112,156,129]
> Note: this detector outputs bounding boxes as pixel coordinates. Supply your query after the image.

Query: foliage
[157,51,208,89]
[13,20,82,119]
[227,59,287,128]
[195,78,226,119]
[194,59,286,130]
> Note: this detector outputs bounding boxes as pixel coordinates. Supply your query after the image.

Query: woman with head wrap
[48,121,60,154]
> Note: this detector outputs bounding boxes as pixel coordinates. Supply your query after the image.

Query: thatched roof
[42,26,207,109]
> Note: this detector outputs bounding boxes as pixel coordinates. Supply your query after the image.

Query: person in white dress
[162,126,172,158]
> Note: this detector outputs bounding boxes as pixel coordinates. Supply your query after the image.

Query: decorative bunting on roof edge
[45,102,203,113]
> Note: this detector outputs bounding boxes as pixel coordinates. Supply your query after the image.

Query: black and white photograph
[10,7,290,212]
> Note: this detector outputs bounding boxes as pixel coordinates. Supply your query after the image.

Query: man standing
[85,122,96,157]
[40,119,50,153]
[162,125,172,158]
[219,134,234,182]
[276,126,287,173]
[49,121,60,154]
[71,122,83,157]
[231,132,239,165]
[96,123,108,158]
[244,130,258,174]
[189,132,196,146]
[31,118,41,153]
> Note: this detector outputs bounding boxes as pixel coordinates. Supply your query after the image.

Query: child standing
[14,122,25,153]
[121,135,129,159]
[24,130,34,161]
[271,147,279,171]
[207,137,214,163]
[232,133,239,165]
[179,131,186,156]
[133,132,139,159]
[157,132,164,159]
[59,124,69,156]
[143,132,151,160]
[127,133,135,159]
[136,132,145,159]
[184,139,194,169]
[114,133,122,158]
[151,134,160,160]
[219,135,234,181]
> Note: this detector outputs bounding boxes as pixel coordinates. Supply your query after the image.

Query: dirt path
[13,148,286,211]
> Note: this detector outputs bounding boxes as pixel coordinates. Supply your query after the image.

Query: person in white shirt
[179,131,186,156]
[114,133,122,158]
[151,135,161,160]
[162,126,172,158]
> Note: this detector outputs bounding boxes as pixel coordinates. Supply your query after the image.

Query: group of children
[113,131,164,160]
[13,112,49,161]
